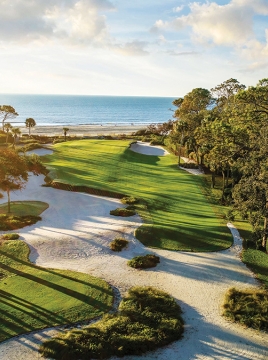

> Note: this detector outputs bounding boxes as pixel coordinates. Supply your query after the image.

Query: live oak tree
[0,149,46,213]
[0,105,18,131]
[25,118,36,136]
[11,127,21,148]
[3,123,12,144]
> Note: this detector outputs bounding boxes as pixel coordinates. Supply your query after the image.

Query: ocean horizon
[0,94,176,127]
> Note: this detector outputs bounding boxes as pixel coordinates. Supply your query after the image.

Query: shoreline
[19,124,147,136]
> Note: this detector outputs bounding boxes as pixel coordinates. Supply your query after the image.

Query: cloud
[113,40,149,56]
[0,0,114,45]
[166,50,198,56]
[172,6,184,13]
[153,0,268,59]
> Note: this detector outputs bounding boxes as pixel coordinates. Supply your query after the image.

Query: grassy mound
[44,139,232,251]
[110,208,136,217]
[0,201,48,230]
[39,286,184,359]
[110,238,129,252]
[223,288,268,331]
[1,233,20,240]
[0,241,113,342]
[128,254,160,269]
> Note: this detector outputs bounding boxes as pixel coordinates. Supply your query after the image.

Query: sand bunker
[130,141,169,156]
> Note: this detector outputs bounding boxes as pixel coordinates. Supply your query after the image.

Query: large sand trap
[0,147,268,359]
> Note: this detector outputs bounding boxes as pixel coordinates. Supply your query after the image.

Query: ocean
[0,94,176,127]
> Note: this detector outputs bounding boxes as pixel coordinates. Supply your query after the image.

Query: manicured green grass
[39,286,184,360]
[223,288,268,331]
[45,140,232,251]
[0,240,113,342]
[0,201,49,216]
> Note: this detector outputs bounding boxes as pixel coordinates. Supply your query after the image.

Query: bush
[110,208,136,217]
[223,288,268,331]
[121,196,139,205]
[128,254,160,269]
[1,233,20,240]
[39,286,184,359]
[0,214,42,231]
[180,162,199,169]
[110,238,129,251]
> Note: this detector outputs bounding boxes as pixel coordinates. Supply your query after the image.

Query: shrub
[180,163,199,169]
[39,286,184,359]
[223,288,268,331]
[110,238,129,251]
[128,254,160,269]
[0,214,41,231]
[121,196,138,205]
[1,233,20,240]
[19,142,43,152]
[110,208,136,217]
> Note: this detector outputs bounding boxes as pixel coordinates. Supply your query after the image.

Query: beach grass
[0,240,113,342]
[44,139,232,251]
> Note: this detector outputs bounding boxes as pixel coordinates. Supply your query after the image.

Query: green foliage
[121,196,139,205]
[39,286,184,359]
[0,214,41,230]
[128,254,160,269]
[0,240,113,342]
[19,142,43,152]
[1,233,19,240]
[223,288,268,331]
[110,238,129,251]
[44,140,231,251]
[180,162,199,169]
[110,208,136,217]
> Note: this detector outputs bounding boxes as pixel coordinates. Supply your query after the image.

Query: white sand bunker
[130,141,169,156]
[26,148,53,156]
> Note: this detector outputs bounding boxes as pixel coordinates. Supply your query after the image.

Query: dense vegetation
[128,254,160,269]
[0,240,113,342]
[223,288,268,332]
[109,238,129,252]
[39,286,184,360]
[44,139,232,251]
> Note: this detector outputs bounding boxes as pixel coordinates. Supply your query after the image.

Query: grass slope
[0,240,113,342]
[0,201,48,216]
[45,140,231,251]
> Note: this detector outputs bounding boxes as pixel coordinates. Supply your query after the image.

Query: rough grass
[110,238,129,252]
[110,208,136,217]
[44,140,232,251]
[223,288,268,331]
[1,233,19,240]
[39,286,184,359]
[128,254,160,269]
[0,240,113,342]
[0,201,49,216]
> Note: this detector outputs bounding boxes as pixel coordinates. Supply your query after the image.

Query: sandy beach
[19,124,146,137]
[0,144,268,360]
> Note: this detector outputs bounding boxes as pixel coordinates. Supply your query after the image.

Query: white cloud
[173,6,184,13]
[153,0,268,60]
[0,0,114,45]
[113,40,149,56]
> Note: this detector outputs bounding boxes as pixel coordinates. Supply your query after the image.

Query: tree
[0,149,46,213]
[25,118,36,136]
[63,127,69,141]
[11,127,21,148]
[0,149,28,213]
[0,105,18,131]
[3,123,12,144]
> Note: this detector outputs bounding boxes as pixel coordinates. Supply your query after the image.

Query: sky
[0,0,268,97]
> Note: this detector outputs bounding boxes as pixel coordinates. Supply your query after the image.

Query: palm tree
[3,123,12,144]
[63,127,69,141]
[25,118,36,136]
[11,127,21,148]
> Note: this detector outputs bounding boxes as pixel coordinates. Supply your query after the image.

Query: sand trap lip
[130,141,169,156]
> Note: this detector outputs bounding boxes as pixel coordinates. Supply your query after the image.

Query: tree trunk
[7,190,11,213]
[222,171,225,191]
[262,201,268,249]
[211,172,215,188]
[226,166,230,187]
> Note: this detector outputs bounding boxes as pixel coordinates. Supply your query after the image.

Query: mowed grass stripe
[45,140,232,251]
[0,241,113,342]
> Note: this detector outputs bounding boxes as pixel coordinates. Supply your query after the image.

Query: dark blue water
[0,94,176,126]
